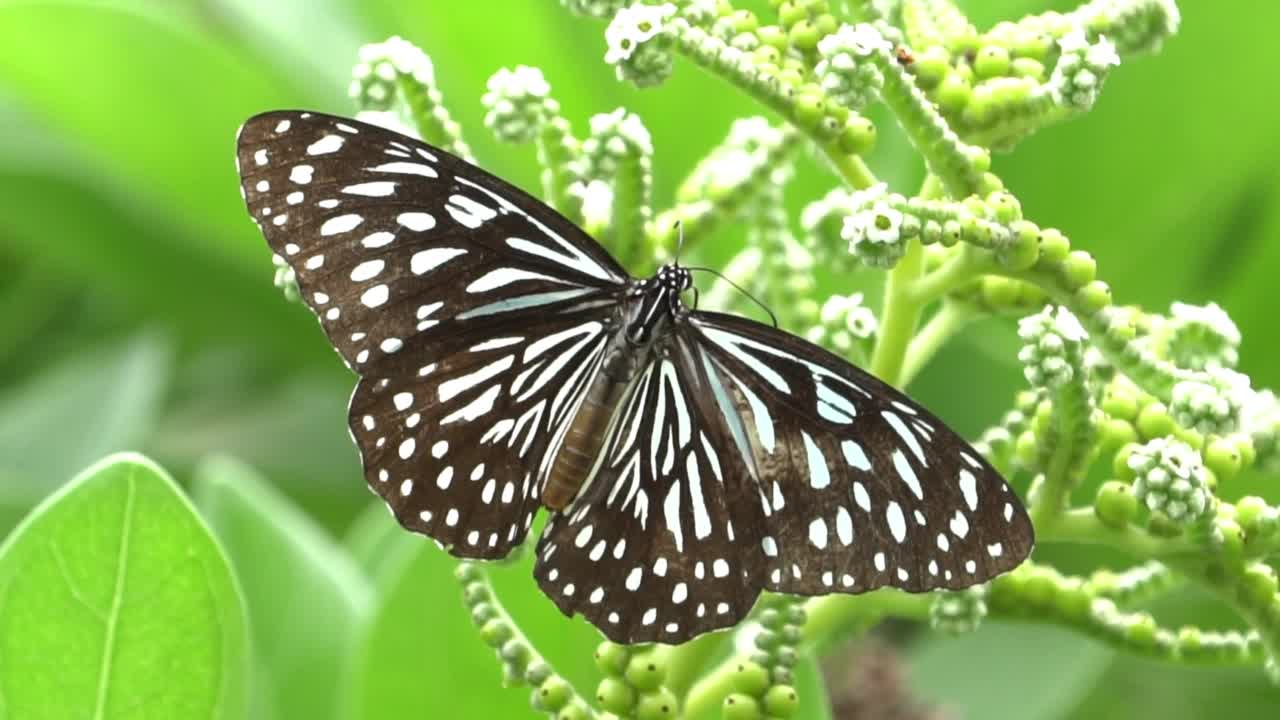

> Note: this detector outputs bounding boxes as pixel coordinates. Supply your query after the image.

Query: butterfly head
[657,263,693,294]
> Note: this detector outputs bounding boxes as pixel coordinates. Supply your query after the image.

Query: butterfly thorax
[541,264,691,511]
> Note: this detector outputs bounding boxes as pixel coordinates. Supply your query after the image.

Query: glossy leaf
[193,455,373,720]
[0,453,249,719]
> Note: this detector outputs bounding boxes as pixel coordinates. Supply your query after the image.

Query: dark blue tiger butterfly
[236,110,1033,643]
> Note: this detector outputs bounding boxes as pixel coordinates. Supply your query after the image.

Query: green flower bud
[595,641,631,676]
[533,675,572,712]
[1075,280,1113,315]
[731,661,772,697]
[1061,250,1097,289]
[635,687,679,719]
[555,701,593,720]
[596,676,636,714]
[1095,480,1139,528]
[722,693,763,720]
[1037,227,1070,264]
[763,684,800,717]
[1239,564,1279,609]
[480,618,513,647]
[625,653,667,691]
[974,44,1011,78]
[1136,402,1177,440]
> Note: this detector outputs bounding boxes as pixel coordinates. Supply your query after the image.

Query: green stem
[1037,507,1195,558]
[663,632,729,701]
[535,117,585,225]
[869,239,924,386]
[662,21,879,193]
[1001,264,1197,401]
[394,74,473,163]
[899,300,980,386]
[868,175,944,385]
[1029,378,1096,529]
[612,150,653,268]
[908,244,992,305]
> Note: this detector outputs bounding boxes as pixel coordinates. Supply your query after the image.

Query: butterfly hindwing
[533,336,768,643]
[236,111,630,557]
[686,310,1035,594]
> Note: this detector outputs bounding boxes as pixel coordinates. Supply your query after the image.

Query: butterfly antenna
[685,266,779,328]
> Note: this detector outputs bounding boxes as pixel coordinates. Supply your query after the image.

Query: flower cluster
[1127,437,1215,527]
[841,184,920,268]
[1164,301,1242,370]
[808,292,878,356]
[349,35,435,111]
[929,586,989,634]
[604,3,679,86]
[481,66,555,144]
[580,107,654,178]
[814,24,891,111]
[1169,379,1239,438]
[1048,30,1122,111]
[1017,306,1089,389]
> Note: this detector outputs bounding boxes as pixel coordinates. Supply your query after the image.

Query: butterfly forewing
[534,339,768,643]
[687,310,1035,594]
[236,111,629,556]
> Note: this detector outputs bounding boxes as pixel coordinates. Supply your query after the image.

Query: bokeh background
[0,0,1277,718]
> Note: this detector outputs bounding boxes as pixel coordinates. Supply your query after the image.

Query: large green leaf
[0,333,169,503]
[910,622,1113,720]
[0,1,315,265]
[0,453,249,719]
[193,455,373,720]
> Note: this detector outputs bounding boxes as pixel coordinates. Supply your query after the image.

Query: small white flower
[485,66,550,99]
[727,116,785,150]
[1057,28,1091,56]
[847,182,889,211]
[1050,307,1088,343]
[1170,301,1241,344]
[577,179,614,228]
[817,23,890,59]
[354,110,420,139]
[1087,36,1121,69]
[801,187,853,231]
[604,3,676,65]
[862,202,903,244]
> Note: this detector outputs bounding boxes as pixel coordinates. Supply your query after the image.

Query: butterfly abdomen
[543,344,639,510]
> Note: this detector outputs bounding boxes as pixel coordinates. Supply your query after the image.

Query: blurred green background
[0,0,1276,718]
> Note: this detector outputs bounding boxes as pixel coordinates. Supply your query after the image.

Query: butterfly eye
[238,110,1034,644]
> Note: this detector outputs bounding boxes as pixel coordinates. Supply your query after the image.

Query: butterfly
[235,110,1034,644]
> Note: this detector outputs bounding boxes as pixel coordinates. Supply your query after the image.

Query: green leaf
[192,455,373,720]
[0,333,169,504]
[0,453,249,719]
[0,2,317,265]
[343,498,411,585]
[909,622,1113,720]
